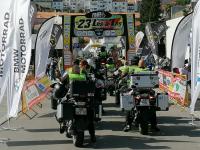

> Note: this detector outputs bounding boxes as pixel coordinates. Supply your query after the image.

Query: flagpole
[189,113,196,126]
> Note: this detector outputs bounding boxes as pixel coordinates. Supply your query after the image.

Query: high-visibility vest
[68,73,86,81]
[106,64,115,69]
[128,65,148,74]
[119,65,129,74]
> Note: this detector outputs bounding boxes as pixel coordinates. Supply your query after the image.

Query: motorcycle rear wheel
[73,131,84,147]
[139,121,148,135]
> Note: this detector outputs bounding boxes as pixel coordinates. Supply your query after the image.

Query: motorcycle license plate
[75,108,87,115]
[140,99,150,106]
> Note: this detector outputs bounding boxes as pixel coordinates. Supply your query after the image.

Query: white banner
[0,0,15,105]
[135,31,144,52]
[190,0,200,113]
[171,13,192,69]
[8,0,32,117]
[35,17,56,78]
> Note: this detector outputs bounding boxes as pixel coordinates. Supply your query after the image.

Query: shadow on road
[96,120,124,131]
[6,140,71,147]
[25,128,59,132]
[103,109,125,116]
[91,135,191,149]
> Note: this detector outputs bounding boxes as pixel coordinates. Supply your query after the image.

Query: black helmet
[53,83,68,99]
[100,46,106,52]
[107,57,113,64]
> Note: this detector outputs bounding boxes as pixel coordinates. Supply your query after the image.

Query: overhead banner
[190,0,200,113]
[0,0,15,105]
[35,17,55,78]
[9,0,32,117]
[171,13,192,69]
[72,11,125,37]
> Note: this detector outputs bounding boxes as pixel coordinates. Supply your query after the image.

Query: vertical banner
[30,2,37,28]
[171,13,192,69]
[190,0,200,113]
[63,16,72,69]
[8,0,32,117]
[135,31,144,52]
[0,0,15,105]
[126,14,135,51]
[49,24,62,57]
[145,22,167,55]
[145,23,157,54]
[35,17,55,78]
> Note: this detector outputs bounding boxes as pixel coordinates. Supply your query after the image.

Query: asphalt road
[1,95,200,150]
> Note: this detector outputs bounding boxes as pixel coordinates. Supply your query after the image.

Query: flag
[151,21,168,42]
[190,0,200,113]
[145,23,157,54]
[8,0,32,117]
[0,0,15,105]
[30,2,37,28]
[145,22,168,55]
[171,13,192,69]
[135,31,144,52]
[49,24,62,57]
[35,17,56,78]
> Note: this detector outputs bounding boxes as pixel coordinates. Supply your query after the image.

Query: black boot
[90,135,96,143]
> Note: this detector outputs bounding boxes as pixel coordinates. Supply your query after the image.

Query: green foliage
[140,0,161,31]
[176,0,190,5]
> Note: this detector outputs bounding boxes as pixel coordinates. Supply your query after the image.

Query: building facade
[33,0,140,13]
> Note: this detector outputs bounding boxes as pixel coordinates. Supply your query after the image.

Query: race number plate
[75,108,87,115]
[140,99,150,106]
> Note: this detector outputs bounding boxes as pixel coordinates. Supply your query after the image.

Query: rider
[71,61,96,142]
[123,56,160,132]
[98,46,108,63]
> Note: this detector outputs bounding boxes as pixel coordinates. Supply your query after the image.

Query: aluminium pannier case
[70,80,95,97]
[130,72,159,88]
[56,101,74,122]
[120,94,134,111]
[156,93,169,111]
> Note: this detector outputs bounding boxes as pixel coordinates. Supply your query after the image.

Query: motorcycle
[55,80,96,147]
[131,88,157,135]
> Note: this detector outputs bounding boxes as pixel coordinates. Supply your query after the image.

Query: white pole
[189,113,196,126]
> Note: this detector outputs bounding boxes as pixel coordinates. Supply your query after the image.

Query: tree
[176,0,190,5]
[140,0,162,23]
